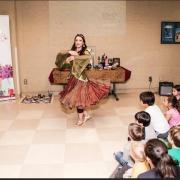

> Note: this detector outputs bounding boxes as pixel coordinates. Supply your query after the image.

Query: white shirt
[145,104,169,134]
[145,125,157,140]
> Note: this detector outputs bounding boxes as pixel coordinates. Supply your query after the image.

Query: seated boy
[135,111,157,140]
[139,91,169,139]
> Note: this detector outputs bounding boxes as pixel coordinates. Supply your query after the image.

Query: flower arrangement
[0,64,13,79]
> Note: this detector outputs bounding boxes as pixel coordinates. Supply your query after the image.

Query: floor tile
[65,128,99,143]
[24,144,65,164]
[37,118,67,130]
[32,130,66,144]
[0,130,35,145]
[65,143,103,163]
[19,164,64,178]
[0,145,29,164]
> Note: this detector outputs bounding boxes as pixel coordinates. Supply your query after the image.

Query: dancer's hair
[144,139,179,178]
[71,34,87,55]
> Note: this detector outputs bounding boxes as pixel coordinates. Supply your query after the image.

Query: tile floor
[0,92,165,178]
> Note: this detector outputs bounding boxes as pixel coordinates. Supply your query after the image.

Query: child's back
[145,104,169,134]
[139,91,169,138]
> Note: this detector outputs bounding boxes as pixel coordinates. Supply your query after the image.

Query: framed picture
[113,58,120,67]
[161,21,180,44]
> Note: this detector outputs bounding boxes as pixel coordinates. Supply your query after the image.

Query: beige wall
[0,0,180,95]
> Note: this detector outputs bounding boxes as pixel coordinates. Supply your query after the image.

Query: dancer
[57,34,110,126]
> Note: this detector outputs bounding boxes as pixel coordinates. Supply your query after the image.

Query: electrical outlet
[149,76,152,82]
[24,79,28,85]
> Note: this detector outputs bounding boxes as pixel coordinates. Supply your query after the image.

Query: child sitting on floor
[135,111,157,140]
[168,125,180,167]
[114,123,145,168]
[163,95,180,128]
[123,142,150,178]
[173,85,180,103]
[139,91,169,139]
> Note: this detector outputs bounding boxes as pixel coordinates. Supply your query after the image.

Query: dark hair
[135,111,151,127]
[145,139,179,178]
[71,34,87,55]
[167,95,180,113]
[139,91,155,106]
[128,123,145,141]
[169,125,180,148]
[173,85,180,92]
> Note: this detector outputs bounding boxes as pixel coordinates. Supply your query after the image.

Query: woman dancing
[57,34,110,126]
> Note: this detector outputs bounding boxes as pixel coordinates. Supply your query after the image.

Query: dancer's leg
[83,109,92,123]
[76,107,84,126]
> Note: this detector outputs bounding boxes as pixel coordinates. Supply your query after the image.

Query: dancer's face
[75,36,84,49]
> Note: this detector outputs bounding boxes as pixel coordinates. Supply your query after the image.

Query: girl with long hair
[163,95,180,127]
[138,138,180,178]
[57,34,110,126]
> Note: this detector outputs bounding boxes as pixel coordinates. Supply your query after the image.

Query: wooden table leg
[110,82,119,101]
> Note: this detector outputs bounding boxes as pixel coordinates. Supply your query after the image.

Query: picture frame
[161,21,180,44]
[113,58,120,67]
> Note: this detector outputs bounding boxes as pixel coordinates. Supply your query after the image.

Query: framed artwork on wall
[161,21,180,44]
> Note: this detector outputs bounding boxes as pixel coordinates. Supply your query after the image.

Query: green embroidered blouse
[55,49,91,82]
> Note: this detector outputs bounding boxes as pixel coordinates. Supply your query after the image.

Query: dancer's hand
[68,50,78,56]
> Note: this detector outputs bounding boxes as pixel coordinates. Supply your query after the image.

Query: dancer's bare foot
[75,119,84,126]
[83,114,92,123]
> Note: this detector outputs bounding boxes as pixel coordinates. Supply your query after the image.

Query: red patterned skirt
[59,75,110,109]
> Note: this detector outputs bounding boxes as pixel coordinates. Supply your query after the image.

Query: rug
[21,92,53,104]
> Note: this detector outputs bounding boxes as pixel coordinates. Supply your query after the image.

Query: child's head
[172,85,180,97]
[130,142,146,162]
[144,138,178,178]
[135,111,151,127]
[139,91,155,106]
[168,125,180,148]
[163,95,180,112]
[128,123,145,141]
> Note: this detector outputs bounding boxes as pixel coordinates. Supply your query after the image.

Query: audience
[135,111,157,140]
[163,95,180,127]
[138,139,180,178]
[168,125,180,167]
[111,90,180,179]
[139,91,169,139]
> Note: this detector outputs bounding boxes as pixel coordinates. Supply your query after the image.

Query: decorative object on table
[161,21,180,44]
[86,46,96,69]
[108,58,113,66]
[113,58,120,67]
[21,91,53,104]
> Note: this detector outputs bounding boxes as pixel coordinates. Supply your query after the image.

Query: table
[49,67,131,100]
